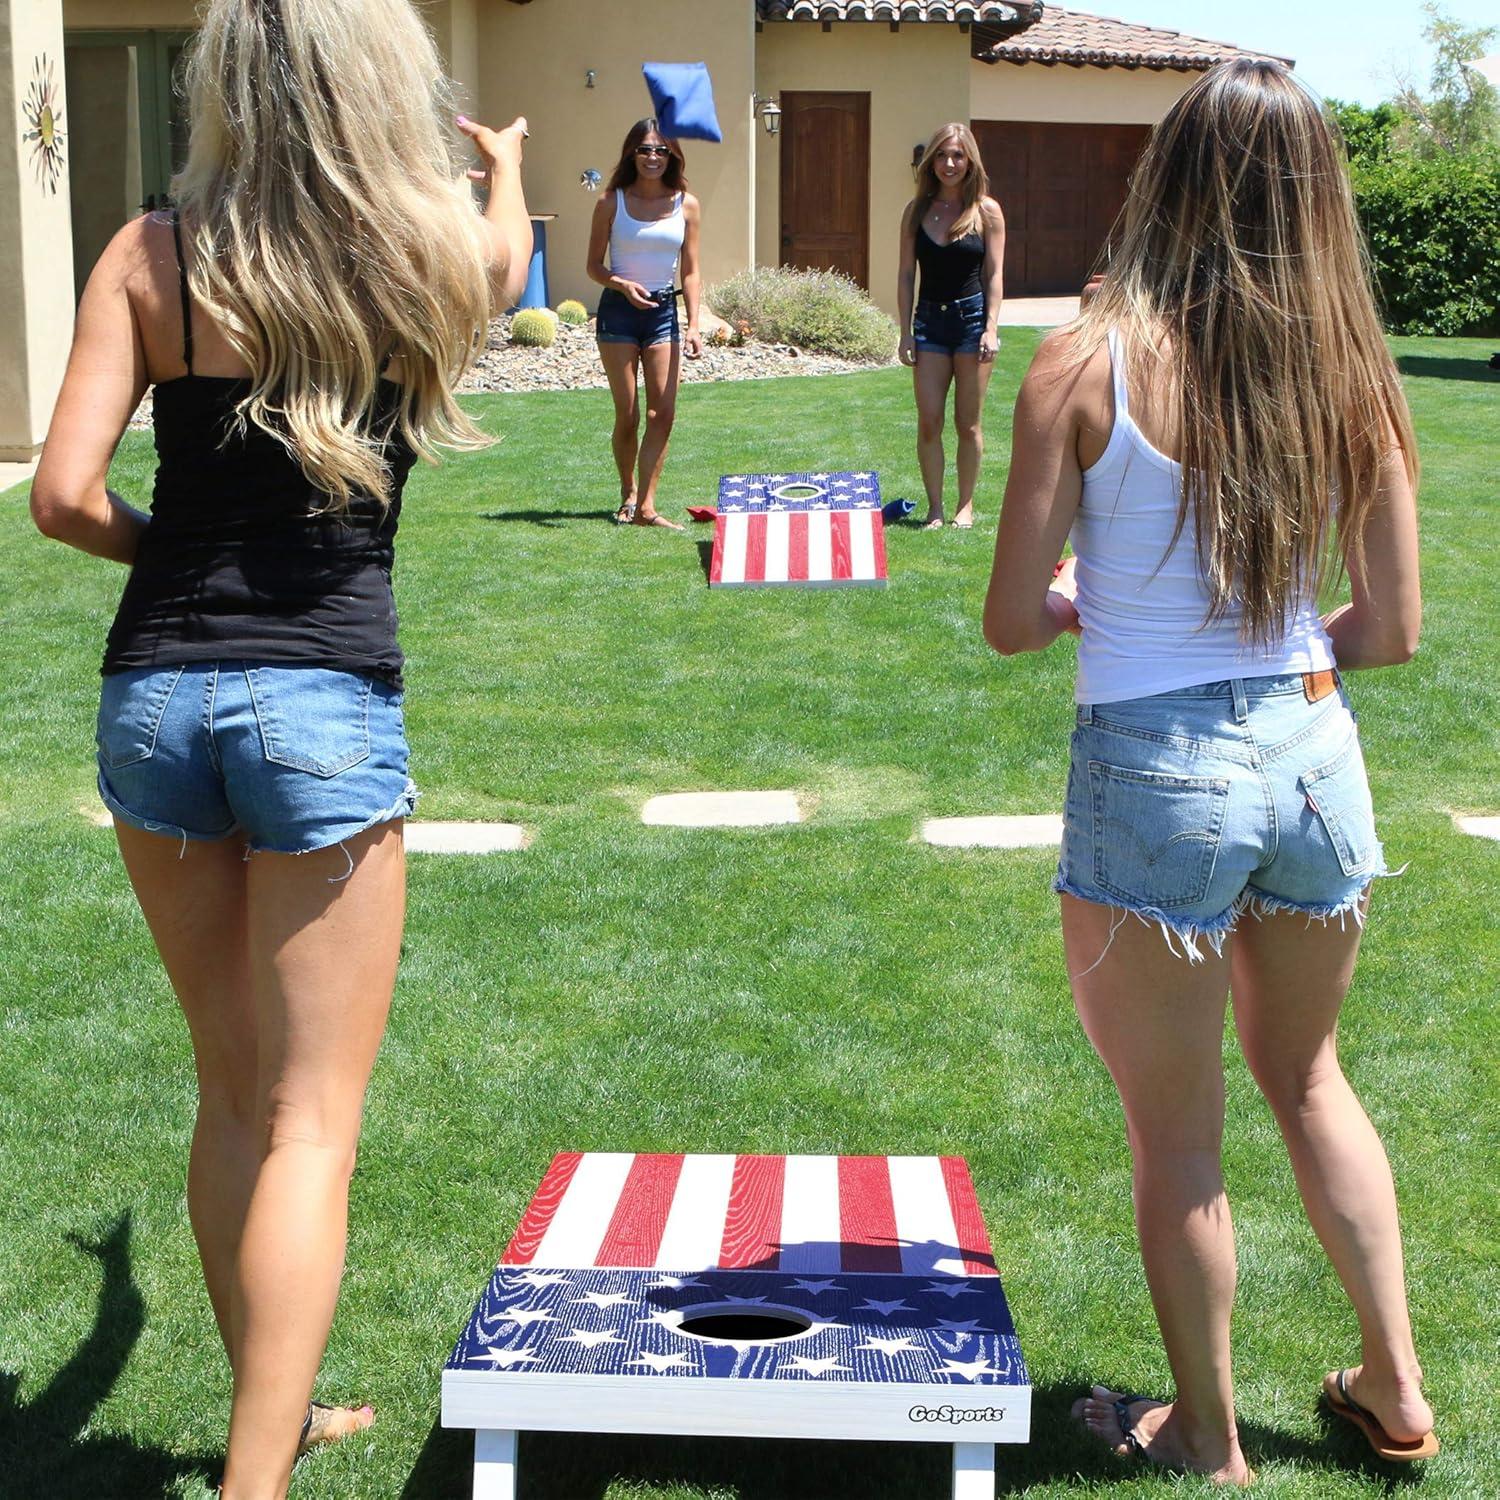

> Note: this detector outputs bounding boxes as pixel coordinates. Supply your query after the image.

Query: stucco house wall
[969,56,1196,123]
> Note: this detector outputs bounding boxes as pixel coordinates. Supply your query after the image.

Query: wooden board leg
[473,1428,518,1500]
[952,1440,995,1500]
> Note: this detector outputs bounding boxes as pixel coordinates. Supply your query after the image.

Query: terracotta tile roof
[973,8,1292,70]
[758,1,1041,23]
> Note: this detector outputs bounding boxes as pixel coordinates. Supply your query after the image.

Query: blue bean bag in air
[642,62,722,143]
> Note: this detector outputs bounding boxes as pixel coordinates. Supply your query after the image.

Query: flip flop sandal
[1322,1369,1439,1461]
[614,503,637,525]
[298,1400,374,1457]
[1111,1392,1156,1461]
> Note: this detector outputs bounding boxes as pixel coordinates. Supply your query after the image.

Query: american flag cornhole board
[709,471,888,587]
[443,1152,1029,1500]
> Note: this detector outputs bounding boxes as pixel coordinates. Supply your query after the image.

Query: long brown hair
[606,118,688,193]
[1072,58,1416,644]
[174,0,494,511]
[910,123,990,240]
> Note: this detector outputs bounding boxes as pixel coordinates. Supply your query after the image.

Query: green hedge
[1353,148,1500,335]
[707,266,899,362]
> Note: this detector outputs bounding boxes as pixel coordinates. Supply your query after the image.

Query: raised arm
[978,196,1006,363]
[457,115,533,311]
[1322,429,1421,668]
[982,333,1095,655]
[680,192,703,358]
[30,222,152,563]
[897,199,919,368]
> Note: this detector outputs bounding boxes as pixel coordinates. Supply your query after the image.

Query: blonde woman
[29,1,530,1492]
[984,61,1435,1480]
[897,123,1005,529]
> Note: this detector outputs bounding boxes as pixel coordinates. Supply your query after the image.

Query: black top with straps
[915,223,986,304]
[101,214,417,687]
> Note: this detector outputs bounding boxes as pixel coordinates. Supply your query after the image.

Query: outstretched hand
[457,115,527,187]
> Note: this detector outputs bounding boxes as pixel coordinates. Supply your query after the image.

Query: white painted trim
[473,1428,517,1500]
[952,1440,996,1500]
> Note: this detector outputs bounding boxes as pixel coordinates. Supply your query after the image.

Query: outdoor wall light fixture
[585,68,596,88]
[753,95,782,135]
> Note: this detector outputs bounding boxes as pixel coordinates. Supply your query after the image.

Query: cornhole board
[709,471,887,587]
[443,1152,1029,1499]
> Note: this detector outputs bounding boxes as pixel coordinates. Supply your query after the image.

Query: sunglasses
[635,145,671,158]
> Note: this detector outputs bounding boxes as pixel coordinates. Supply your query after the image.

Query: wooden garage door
[973,121,1149,296]
[780,91,870,289]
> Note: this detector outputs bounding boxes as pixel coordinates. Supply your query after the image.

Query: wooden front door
[973,121,1150,296]
[779,91,870,289]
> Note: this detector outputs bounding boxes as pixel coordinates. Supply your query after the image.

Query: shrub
[556,299,589,326]
[1352,147,1500,335]
[509,308,557,347]
[707,266,898,362]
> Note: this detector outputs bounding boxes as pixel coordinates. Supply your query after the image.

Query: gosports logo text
[909,1404,1007,1424]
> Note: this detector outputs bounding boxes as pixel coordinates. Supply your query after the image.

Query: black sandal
[1111,1392,1154,1460]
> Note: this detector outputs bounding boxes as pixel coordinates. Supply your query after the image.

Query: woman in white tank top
[983,61,1434,1479]
[585,118,703,528]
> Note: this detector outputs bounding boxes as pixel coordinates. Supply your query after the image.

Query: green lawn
[0,334,1495,1498]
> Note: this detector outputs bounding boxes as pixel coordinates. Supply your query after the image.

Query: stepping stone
[78,804,114,829]
[921,815,1063,849]
[641,791,802,828]
[405,821,528,854]
[1455,815,1500,843]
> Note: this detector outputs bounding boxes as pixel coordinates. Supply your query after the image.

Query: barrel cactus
[556,299,589,326]
[509,308,557,348]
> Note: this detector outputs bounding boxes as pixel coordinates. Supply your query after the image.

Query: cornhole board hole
[710,472,887,587]
[443,1152,1029,1499]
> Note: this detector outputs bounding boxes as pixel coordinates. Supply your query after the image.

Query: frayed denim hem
[1238,861,1402,931]
[242,778,420,882]
[96,770,237,857]
[1053,874,1239,972]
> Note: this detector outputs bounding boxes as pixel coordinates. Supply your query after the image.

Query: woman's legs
[1061,894,1252,1484]
[913,352,954,527]
[219,821,405,1500]
[598,341,642,518]
[1231,905,1434,1443]
[114,824,259,1360]
[633,339,683,528]
[950,353,994,527]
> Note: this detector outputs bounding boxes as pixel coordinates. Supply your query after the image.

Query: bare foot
[1331,1365,1435,1447]
[632,510,684,530]
[298,1401,375,1456]
[920,513,944,530]
[1072,1386,1252,1485]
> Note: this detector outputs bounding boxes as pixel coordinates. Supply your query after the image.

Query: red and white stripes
[710,510,887,587]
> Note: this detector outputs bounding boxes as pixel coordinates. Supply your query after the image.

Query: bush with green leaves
[556,299,589,326]
[509,308,558,347]
[1352,147,1500,335]
[707,266,898,362]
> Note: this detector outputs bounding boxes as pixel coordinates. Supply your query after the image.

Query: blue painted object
[513,217,553,311]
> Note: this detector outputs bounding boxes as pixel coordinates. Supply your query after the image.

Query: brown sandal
[1322,1369,1438,1461]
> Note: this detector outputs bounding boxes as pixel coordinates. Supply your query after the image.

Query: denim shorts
[912,293,985,355]
[596,286,679,347]
[1055,674,1388,959]
[96,663,417,855]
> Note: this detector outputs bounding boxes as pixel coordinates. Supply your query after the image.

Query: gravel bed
[128,314,893,427]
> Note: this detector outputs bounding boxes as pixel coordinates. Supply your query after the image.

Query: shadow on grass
[696,539,714,582]
[0,1210,218,1498]
[480,508,620,528]
[401,1379,1414,1498]
[1394,355,1500,384]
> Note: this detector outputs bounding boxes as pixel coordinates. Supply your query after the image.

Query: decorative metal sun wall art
[22,53,67,194]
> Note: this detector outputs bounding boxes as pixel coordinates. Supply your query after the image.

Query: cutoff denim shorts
[912,292,986,355]
[97,663,417,855]
[596,286,679,347]
[1055,674,1388,959]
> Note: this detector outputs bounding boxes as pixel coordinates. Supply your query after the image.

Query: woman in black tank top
[29,1,532,1491]
[897,123,1006,529]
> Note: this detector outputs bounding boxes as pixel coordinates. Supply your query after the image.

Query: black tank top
[915,222,985,303]
[102,215,417,687]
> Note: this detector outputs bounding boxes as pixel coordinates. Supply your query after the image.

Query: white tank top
[609,190,684,291]
[1070,329,1336,704]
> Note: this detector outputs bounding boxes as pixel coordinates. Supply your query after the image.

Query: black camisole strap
[169,210,194,374]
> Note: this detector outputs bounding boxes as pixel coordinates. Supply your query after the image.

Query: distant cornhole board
[443,1152,1030,1500]
[710,471,887,588]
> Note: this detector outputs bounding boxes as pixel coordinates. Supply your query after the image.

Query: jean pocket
[245,666,372,777]
[97,666,185,769]
[1299,731,1377,877]
[1089,760,1230,908]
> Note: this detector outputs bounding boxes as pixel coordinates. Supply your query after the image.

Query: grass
[0,334,1495,1498]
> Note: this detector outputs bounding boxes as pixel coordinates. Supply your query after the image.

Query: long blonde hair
[1072,59,1416,644]
[911,123,990,240]
[173,0,493,509]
